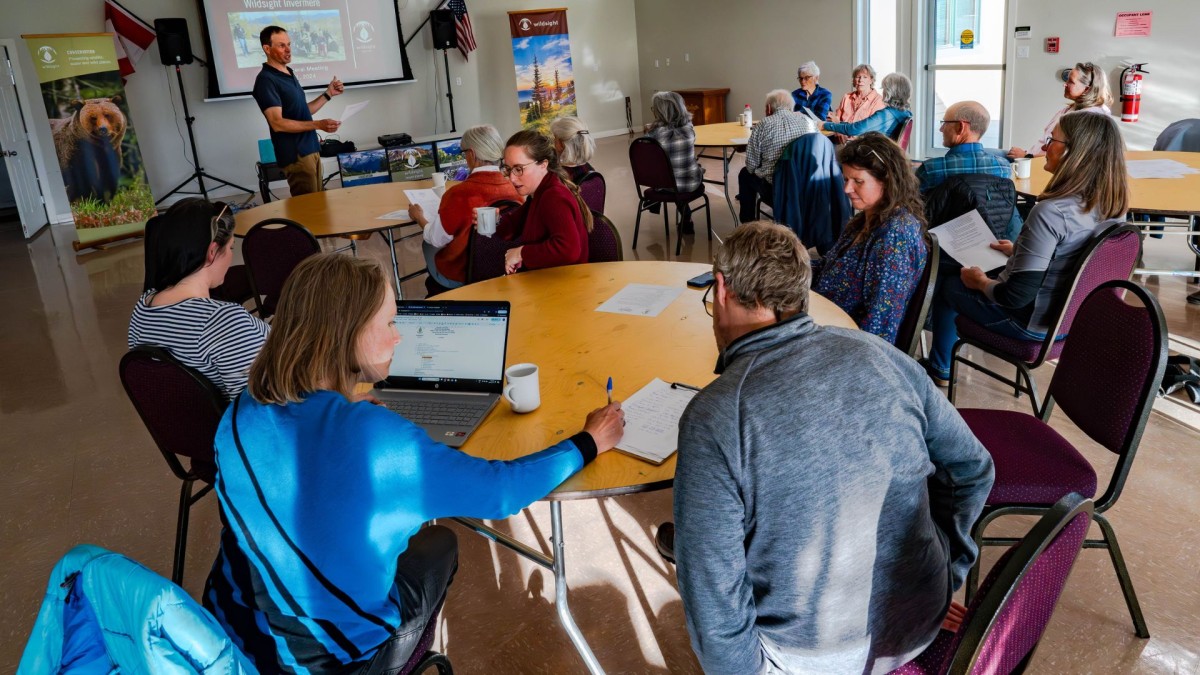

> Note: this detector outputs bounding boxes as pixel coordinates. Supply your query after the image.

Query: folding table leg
[383,227,403,299]
[550,502,605,675]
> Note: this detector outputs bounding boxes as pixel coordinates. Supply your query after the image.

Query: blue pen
[607,377,613,405]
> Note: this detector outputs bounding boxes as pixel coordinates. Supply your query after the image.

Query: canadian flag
[104,0,156,80]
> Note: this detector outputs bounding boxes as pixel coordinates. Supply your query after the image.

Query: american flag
[448,0,476,60]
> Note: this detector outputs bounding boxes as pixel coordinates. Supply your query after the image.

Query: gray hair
[650,91,691,129]
[797,61,820,79]
[852,63,877,82]
[766,89,794,114]
[947,101,990,137]
[713,220,811,315]
[461,124,505,164]
[550,116,595,167]
[882,73,912,111]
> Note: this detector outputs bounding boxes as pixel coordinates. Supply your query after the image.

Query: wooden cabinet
[675,88,730,126]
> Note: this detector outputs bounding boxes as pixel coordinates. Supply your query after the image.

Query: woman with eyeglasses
[826,63,886,143]
[819,72,913,142]
[811,132,928,344]
[791,61,833,120]
[1007,61,1112,159]
[128,198,269,399]
[495,130,593,274]
[924,113,1129,385]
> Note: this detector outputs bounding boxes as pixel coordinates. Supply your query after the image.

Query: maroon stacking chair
[949,223,1141,414]
[464,199,524,284]
[393,604,453,674]
[242,218,320,319]
[578,170,607,214]
[119,346,227,585]
[957,280,1167,638]
[894,233,940,358]
[629,137,711,256]
[587,210,623,263]
[891,117,915,152]
[888,493,1093,675]
[210,265,256,309]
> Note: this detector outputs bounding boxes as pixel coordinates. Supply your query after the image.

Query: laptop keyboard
[383,399,493,428]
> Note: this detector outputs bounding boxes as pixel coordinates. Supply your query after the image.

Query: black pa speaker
[430,10,458,50]
[155,18,194,65]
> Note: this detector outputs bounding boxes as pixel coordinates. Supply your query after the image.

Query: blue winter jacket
[18,545,255,674]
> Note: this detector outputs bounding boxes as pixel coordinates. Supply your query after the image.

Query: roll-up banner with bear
[24,33,154,250]
[508,9,576,134]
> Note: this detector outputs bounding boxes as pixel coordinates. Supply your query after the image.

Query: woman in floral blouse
[813,132,927,344]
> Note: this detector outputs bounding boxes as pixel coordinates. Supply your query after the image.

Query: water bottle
[742,104,753,127]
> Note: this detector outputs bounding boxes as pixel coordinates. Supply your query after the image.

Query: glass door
[923,0,1008,155]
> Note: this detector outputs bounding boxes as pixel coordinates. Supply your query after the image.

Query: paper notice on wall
[1115,11,1152,37]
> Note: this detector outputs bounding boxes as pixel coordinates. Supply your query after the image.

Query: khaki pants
[283,152,322,196]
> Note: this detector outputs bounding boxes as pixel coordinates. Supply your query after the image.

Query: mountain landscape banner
[507,9,576,133]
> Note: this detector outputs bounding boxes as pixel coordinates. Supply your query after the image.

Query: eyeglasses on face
[500,160,541,177]
[702,282,715,317]
[1047,137,1069,147]
[939,120,966,128]
[798,75,815,81]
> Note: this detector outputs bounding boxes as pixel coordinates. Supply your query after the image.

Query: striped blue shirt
[128,291,269,400]
[915,143,1013,193]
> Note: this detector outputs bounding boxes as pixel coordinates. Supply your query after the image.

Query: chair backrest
[893,233,940,357]
[587,210,623,263]
[945,493,1093,675]
[891,117,914,151]
[924,174,1017,242]
[209,264,256,307]
[1044,223,1141,343]
[466,231,524,283]
[1152,118,1200,152]
[1046,281,1167,498]
[118,346,227,484]
[242,218,320,318]
[578,171,607,213]
[629,137,679,193]
[490,198,522,215]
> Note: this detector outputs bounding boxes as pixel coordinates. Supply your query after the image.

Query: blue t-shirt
[252,64,319,166]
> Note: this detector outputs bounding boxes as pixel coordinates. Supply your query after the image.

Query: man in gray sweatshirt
[669,222,994,674]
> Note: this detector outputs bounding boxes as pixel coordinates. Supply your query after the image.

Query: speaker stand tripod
[440,48,457,132]
[156,64,256,205]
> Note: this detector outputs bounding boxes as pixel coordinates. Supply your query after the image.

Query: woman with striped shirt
[128,199,269,399]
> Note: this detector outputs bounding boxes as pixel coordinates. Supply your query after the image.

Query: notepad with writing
[614,378,698,465]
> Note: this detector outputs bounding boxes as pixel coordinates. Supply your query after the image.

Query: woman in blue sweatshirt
[204,253,624,673]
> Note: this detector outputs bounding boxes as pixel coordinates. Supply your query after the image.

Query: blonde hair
[713,220,811,316]
[549,116,595,167]
[1041,112,1128,220]
[248,253,388,404]
[1071,62,1113,110]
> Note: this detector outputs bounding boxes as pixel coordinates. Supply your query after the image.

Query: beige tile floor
[1,135,1199,673]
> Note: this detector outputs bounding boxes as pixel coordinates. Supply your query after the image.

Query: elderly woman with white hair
[791,61,832,120]
[550,116,596,184]
[645,91,705,230]
[820,72,913,141]
[409,124,521,290]
[1007,61,1113,159]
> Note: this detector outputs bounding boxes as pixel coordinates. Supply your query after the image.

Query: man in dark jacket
[664,221,994,674]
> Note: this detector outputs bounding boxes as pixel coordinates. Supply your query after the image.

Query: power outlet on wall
[685,53,689,62]
[1017,46,1029,58]
[666,58,670,66]
[455,77,462,85]
[655,59,660,68]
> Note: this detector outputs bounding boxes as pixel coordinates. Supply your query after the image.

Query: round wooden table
[233,179,446,293]
[1013,150,1200,282]
[433,260,856,674]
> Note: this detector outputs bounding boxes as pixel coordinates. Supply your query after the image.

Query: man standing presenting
[736,90,817,223]
[664,221,994,674]
[254,25,343,197]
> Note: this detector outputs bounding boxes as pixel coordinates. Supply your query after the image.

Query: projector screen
[197,0,413,99]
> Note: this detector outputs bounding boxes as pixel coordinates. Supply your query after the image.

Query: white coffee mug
[431,172,447,188]
[1014,157,1032,179]
[503,363,540,413]
[475,207,499,237]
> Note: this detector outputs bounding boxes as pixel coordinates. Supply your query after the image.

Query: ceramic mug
[503,363,540,413]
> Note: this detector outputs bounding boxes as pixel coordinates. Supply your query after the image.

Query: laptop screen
[384,301,510,392]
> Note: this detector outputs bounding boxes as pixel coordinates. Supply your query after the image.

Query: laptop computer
[374,300,511,447]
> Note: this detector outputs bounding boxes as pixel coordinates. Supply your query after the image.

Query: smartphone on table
[686,271,714,288]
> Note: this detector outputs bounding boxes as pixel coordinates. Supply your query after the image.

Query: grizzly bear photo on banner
[25,33,155,250]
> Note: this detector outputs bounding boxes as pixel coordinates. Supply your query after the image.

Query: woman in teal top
[204,253,624,673]
[820,72,913,139]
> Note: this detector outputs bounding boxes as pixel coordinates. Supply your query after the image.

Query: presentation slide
[388,142,435,182]
[198,0,413,98]
[390,315,508,383]
[435,138,466,172]
[338,148,389,186]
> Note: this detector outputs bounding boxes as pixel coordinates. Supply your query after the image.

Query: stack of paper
[1126,160,1200,180]
[614,378,698,464]
[595,284,684,317]
[929,209,1010,271]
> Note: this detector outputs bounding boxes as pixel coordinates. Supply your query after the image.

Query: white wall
[2,0,642,224]
[633,0,854,125]
[1006,0,1200,152]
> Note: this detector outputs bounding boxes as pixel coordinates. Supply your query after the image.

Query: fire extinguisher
[1121,63,1148,123]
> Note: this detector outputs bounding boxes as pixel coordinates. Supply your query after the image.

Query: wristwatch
[320,92,331,102]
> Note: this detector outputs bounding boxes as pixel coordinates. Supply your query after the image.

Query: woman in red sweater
[410,124,521,288]
[496,130,593,274]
